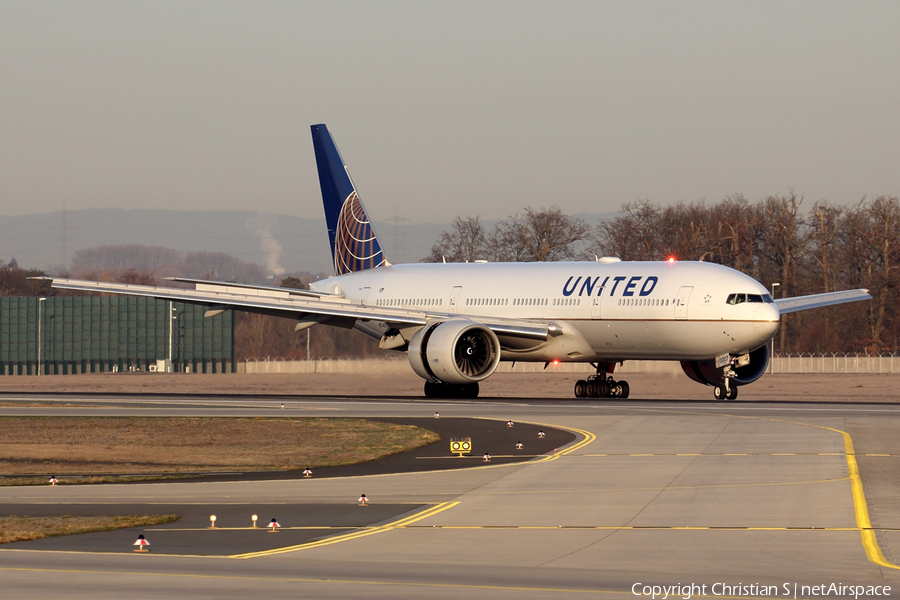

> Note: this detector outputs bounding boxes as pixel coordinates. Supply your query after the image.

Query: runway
[2,394,900,599]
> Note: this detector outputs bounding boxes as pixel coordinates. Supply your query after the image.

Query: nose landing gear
[713,354,740,401]
[713,382,738,401]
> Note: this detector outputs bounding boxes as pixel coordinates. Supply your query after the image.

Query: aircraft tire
[596,380,610,398]
[619,380,630,399]
[726,385,738,401]
[714,384,727,400]
[574,380,587,398]
[585,382,598,398]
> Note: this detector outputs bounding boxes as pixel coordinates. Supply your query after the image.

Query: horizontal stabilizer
[775,289,871,314]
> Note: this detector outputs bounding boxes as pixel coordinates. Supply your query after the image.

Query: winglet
[311,124,387,275]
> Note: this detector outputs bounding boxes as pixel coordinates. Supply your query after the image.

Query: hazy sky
[1,1,897,224]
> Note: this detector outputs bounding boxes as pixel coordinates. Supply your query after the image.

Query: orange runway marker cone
[507,420,514,428]
[358,494,368,506]
[303,468,312,478]
[515,442,524,450]
[268,519,280,533]
[49,476,58,486]
[483,453,491,462]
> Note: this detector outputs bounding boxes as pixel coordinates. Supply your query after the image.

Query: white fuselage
[311,260,780,363]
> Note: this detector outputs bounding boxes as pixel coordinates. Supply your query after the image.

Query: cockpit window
[727,293,775,305]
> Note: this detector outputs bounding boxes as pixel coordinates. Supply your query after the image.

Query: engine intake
[681,344,770,387]
[408,321,501,385]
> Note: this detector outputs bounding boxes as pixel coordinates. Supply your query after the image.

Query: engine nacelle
[681,344,770,387]
[408,321,501,385]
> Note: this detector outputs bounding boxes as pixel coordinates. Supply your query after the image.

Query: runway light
[358,494,369,506]
[49,476,58,486]
[133,534,150,552]
[251,514,258,528]
[303,468,312,478]
[209,515,217,529]
[268,518,280,533]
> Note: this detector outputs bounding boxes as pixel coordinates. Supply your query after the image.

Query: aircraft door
[359,287,371,307]
[675,286,692,320]
[449,286,462,310]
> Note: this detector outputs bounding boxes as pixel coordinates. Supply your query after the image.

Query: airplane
[42,124,872,400]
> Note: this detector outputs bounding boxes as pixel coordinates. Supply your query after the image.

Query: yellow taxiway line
[230,501,459,559]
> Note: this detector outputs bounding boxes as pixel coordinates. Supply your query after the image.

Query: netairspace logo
[632,583,891,599]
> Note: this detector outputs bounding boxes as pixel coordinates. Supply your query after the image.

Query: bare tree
[852,196,900,350]
[488,207,590,262]
[594,200,665,260]
[423,216,489,263]
[807,201,843,293]
[756,192,809,354]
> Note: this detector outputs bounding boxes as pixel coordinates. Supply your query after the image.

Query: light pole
[168,301,176,373]
[38,297,46,376]
[770,283,780,373]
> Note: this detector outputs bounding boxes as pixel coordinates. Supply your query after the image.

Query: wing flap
[162,277,334,298]
[775,289,871,314]
[45,278,555,341]
[48,278,427,326]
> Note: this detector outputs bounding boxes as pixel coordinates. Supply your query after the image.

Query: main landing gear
[574,363,629,399]
[423,381,480,399]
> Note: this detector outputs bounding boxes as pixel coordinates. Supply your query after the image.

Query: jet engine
[680,344,770,387]
[408,321,501,385]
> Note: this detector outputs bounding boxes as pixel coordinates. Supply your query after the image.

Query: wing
[775,289,871,314]
[41,278,554,341]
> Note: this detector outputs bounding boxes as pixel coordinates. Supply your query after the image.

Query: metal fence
[0,296,234,375]
[237,354,900,376]
[770,353,900,374]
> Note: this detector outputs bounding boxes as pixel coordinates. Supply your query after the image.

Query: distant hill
[0,208,618,275]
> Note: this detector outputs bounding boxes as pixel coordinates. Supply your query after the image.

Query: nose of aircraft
[753,304,780,339]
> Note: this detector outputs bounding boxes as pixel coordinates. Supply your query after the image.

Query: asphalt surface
[1,503,423,556]
[2,394,900,598]
[0,417,575,483]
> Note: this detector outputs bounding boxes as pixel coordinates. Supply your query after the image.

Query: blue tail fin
[311,124,387,275]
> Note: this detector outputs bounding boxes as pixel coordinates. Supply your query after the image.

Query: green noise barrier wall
[0,297,234,375]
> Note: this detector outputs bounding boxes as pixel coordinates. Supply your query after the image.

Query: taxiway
[2,395,900,598]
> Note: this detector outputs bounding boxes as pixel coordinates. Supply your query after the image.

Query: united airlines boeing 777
[44,124,871,400]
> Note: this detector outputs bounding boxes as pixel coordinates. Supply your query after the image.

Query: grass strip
[0,514,179,544]
[0,417,440,477]
[1,475,194,487]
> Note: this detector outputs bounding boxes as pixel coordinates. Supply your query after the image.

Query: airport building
[0,296,234,375]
